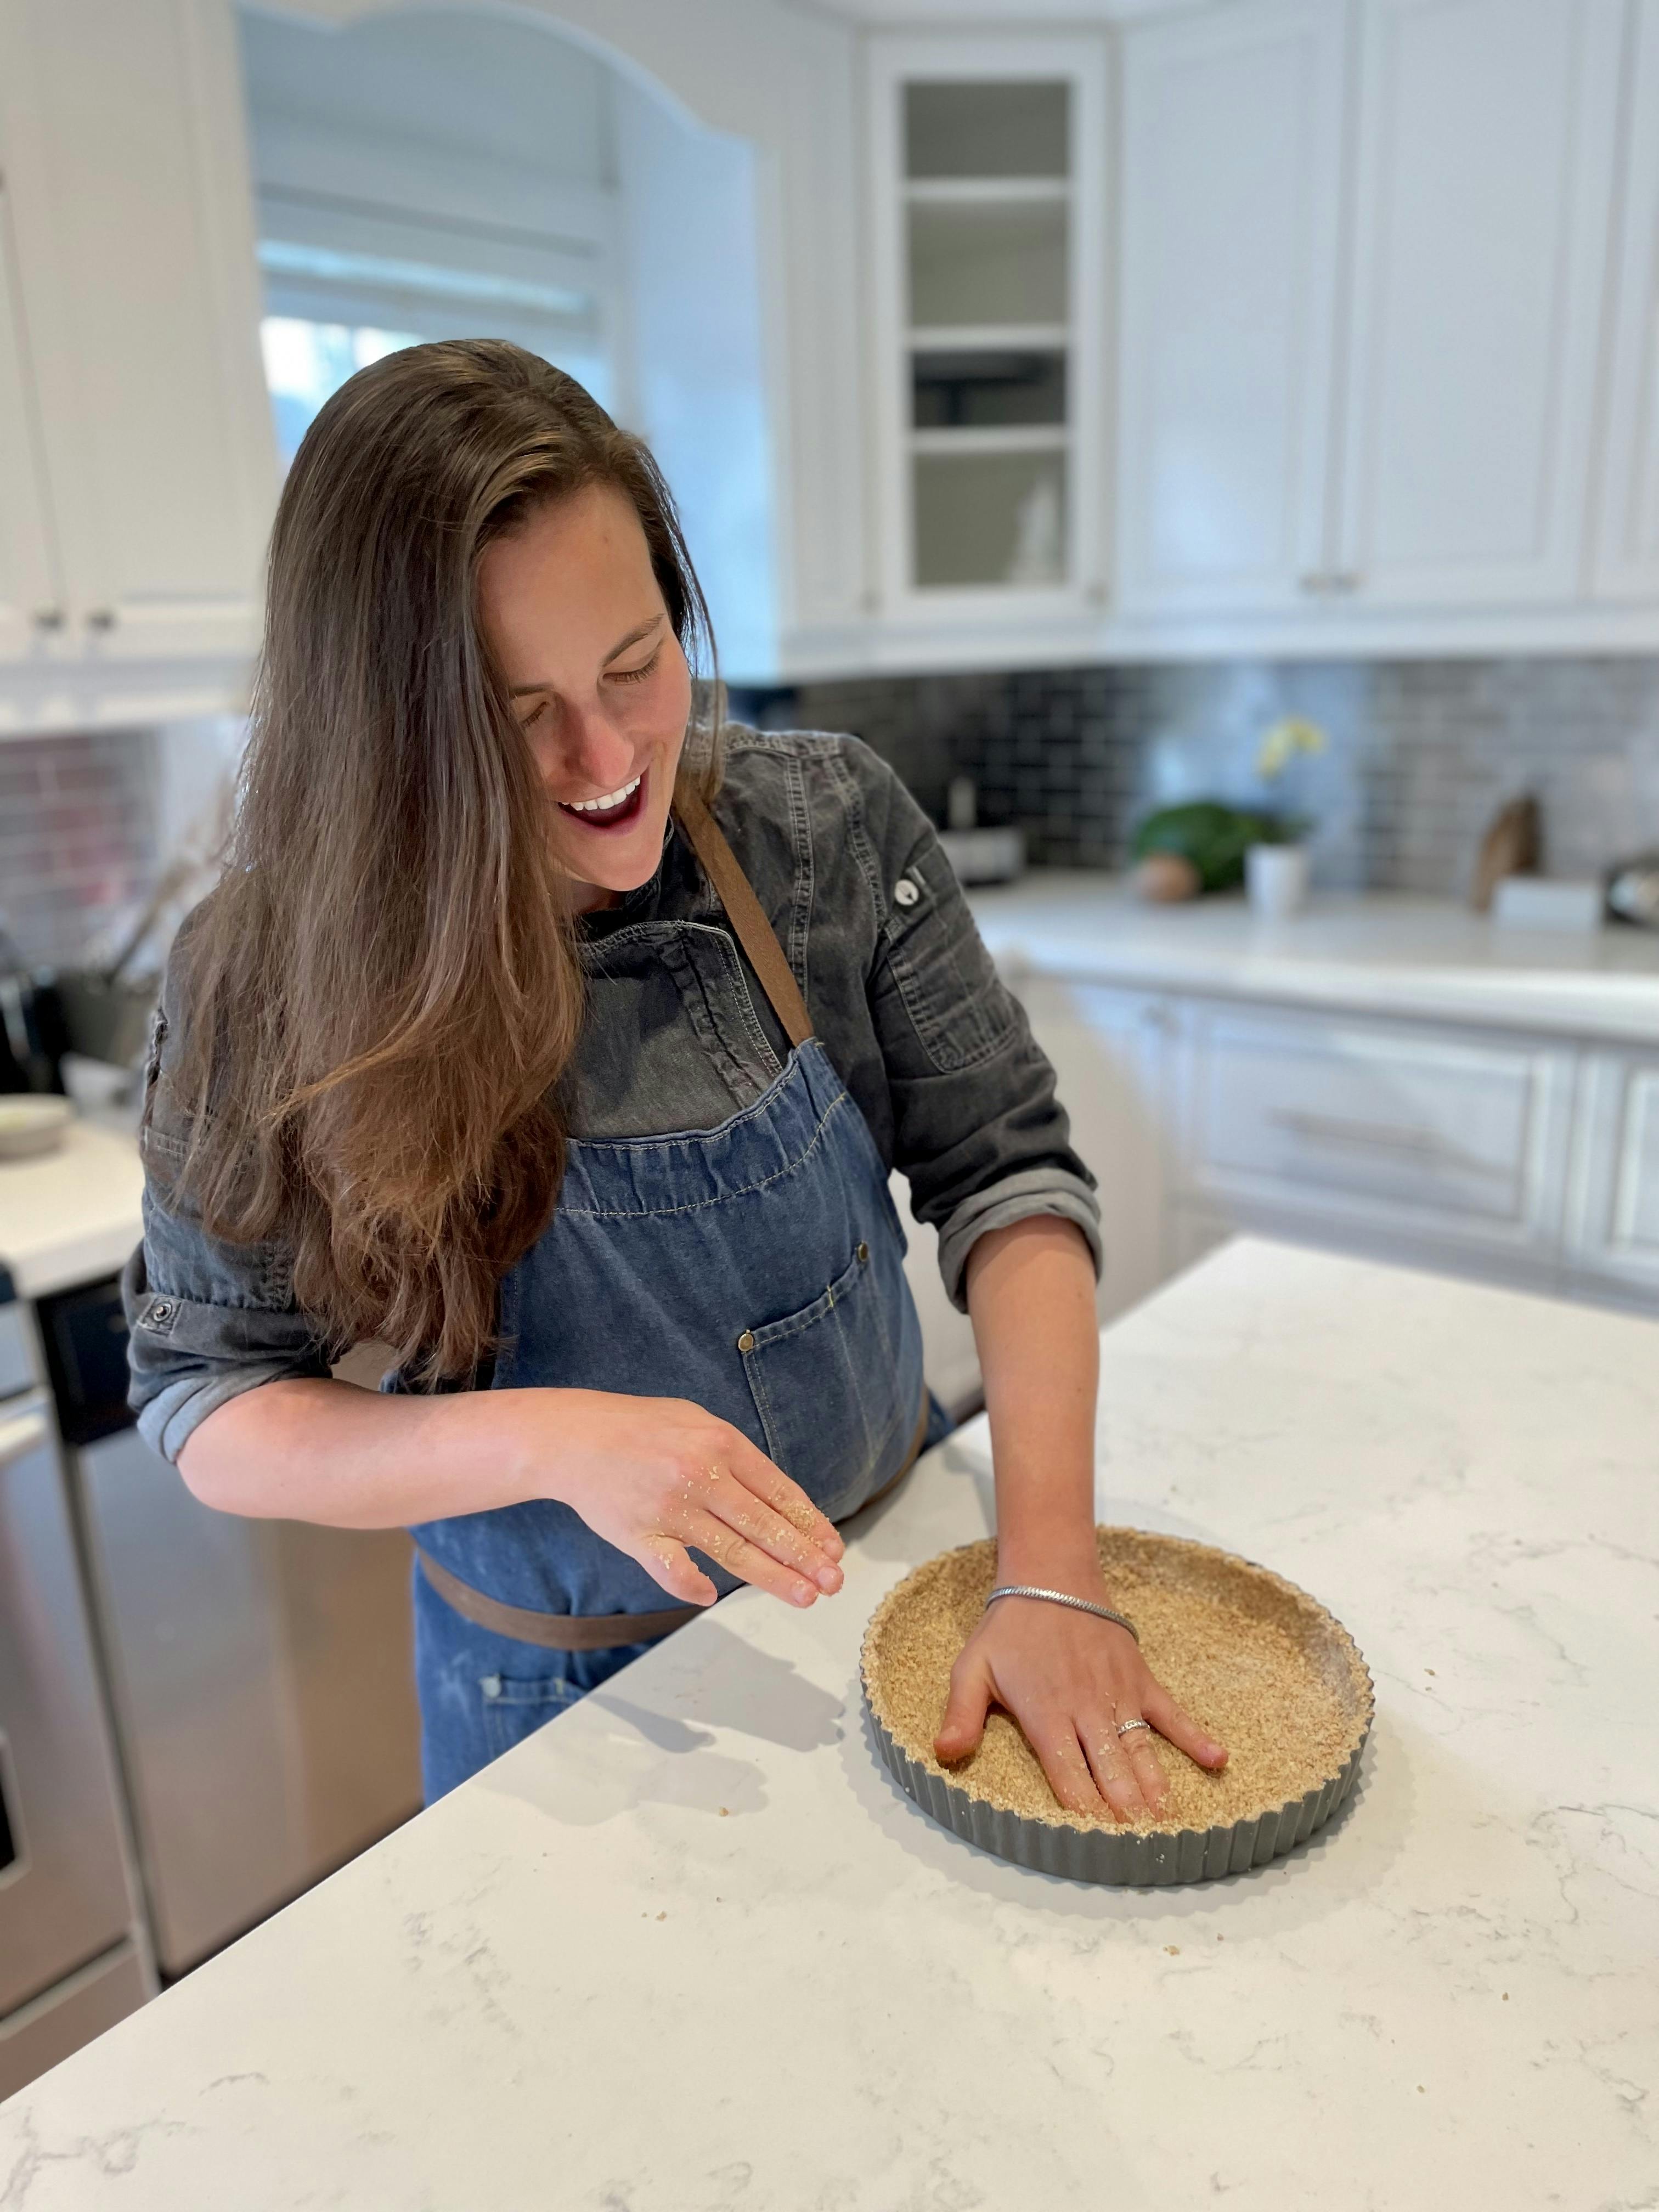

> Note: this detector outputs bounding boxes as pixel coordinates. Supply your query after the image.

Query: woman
[125,340,1227,1810]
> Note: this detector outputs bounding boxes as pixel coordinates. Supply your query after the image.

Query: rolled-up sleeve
[124,935,334,1465]
[844,742,1103,1313]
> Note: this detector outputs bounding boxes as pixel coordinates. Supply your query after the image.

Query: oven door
[0,1394,138,2017]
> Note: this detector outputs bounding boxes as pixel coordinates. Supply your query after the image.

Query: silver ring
[1116,1718,1152,1738]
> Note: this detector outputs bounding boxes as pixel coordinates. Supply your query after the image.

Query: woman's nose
[555,704,635,792]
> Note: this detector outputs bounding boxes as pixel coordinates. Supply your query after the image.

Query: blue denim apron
[409,785,945,1801]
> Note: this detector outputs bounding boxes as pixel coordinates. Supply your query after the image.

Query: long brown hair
[162,340,724,1381]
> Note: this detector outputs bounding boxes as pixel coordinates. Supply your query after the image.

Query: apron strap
[673,780,815,1049]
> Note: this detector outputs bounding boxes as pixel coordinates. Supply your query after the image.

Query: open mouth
[557,765,647,833]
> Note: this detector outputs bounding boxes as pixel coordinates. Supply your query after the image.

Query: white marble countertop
[0,1118,143,1299]
[967,874,1659,1042]
[4,1238,1655,2208]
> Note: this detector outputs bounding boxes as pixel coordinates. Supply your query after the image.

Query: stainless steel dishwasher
[0,1284,150,2101]
[35,1274,424,1985]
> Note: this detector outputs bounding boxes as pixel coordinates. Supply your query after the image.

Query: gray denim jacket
[124,728,1102,1464]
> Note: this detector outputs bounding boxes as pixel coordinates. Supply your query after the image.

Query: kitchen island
[2,1237,1656,2209]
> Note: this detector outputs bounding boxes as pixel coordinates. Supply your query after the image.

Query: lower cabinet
[890,1175,981,1420]
[894,969,1654,1415]
[1173,1000,1576,1286]
[1015,975,1173,1326]
[890,970,1175,1415]
[1565,1049,1659,1305]
[1015,975,1651,1327]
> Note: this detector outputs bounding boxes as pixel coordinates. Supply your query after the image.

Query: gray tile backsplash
[0,729,160,968]
[6,657,1659,969]
[746,654,1659,895]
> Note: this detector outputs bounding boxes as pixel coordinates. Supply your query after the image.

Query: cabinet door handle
[86,607,117,632]
[32,605,65,631]
[0,1405,49,1469]
[1328,572,1362,595]
[1270,1108,1448,1159]
[1297,573,1332,595]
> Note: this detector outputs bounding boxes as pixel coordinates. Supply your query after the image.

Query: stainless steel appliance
[0,1287,151,2102]
[35,1274,424,1985]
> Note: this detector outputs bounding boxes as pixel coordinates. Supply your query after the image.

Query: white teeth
[564,775,641,814]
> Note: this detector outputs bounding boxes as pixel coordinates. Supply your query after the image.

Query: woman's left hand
[933,1585,1229,1822]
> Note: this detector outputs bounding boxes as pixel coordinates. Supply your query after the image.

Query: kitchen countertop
[967,874,1659,1041]
[0,1116,144,1300]
[4,1237,1654,2209]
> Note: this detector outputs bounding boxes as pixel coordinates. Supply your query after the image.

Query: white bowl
[0,1096,72,1160]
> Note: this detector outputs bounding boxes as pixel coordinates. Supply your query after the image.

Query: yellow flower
[1257,716,1328,780]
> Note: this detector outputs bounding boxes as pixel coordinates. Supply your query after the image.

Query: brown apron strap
[415,1388,932,1652]
[416,1553,703,1652]
[673,780,815,1049]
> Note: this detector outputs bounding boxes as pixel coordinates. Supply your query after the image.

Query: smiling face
[478,481,693,912]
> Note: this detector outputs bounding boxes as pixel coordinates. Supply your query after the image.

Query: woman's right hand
[524,1388,845,1609]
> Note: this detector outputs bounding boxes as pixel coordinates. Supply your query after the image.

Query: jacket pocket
[740,1233,912,1519]
[881,842,1020,1074]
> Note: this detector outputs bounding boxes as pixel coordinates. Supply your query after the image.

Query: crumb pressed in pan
[862,1528,1373,1837]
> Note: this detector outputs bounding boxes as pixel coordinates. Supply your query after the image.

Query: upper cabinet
[1336,0,1626,609]
[1595,0,1659,601]
[864,34,1110,659]
[1,0,1656,725]
[0,180,61,670]
[1116,1,1348,619]
[0,0,277,723]
[1113,0,1658,654]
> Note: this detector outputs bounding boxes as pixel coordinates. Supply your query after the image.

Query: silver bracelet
[986,1585,1139,1643]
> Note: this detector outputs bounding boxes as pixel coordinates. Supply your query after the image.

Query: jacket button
[894,877,921,908]
[149,1299,174,1324]
[856,1242,870,1263]
[736,1329,756,1352]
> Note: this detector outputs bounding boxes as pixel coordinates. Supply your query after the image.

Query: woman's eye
[610,648,661,686]
[520,700,549,730]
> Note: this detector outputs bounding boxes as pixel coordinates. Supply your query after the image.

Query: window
[253,201,615,470]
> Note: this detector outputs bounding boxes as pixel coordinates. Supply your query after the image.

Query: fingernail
[813,1562,842,1592]
[792,1582,816,1606]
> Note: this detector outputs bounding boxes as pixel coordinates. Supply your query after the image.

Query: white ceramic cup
[1246,842,1310,919]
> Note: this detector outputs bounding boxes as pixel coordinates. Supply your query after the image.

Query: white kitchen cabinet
[1565,1048,1659,1302]
[1115,0,1348,619]
[887,968,1176,1416]
[1595,0,1659,602]
[864,32,1110,658]
[1175,1001,1577,1282]
[1334,0,1627,610]
[1017,973,1173,1325]
[889,1171,981,1420]
[0,178,60,671]
[1114,0,1645,649]
[0,0,276,695]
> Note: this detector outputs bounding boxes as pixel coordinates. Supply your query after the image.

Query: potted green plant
[1244,717,1325,917]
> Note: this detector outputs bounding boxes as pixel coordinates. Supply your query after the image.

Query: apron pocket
[479,1668,584,1759]
[740,1233,910,1518]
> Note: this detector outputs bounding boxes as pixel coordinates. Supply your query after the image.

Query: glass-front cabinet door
[866,36,1108,649]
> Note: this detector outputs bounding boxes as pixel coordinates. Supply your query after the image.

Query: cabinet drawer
[1566,1052,1659,1297]
[1180,1007,1573,1250]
